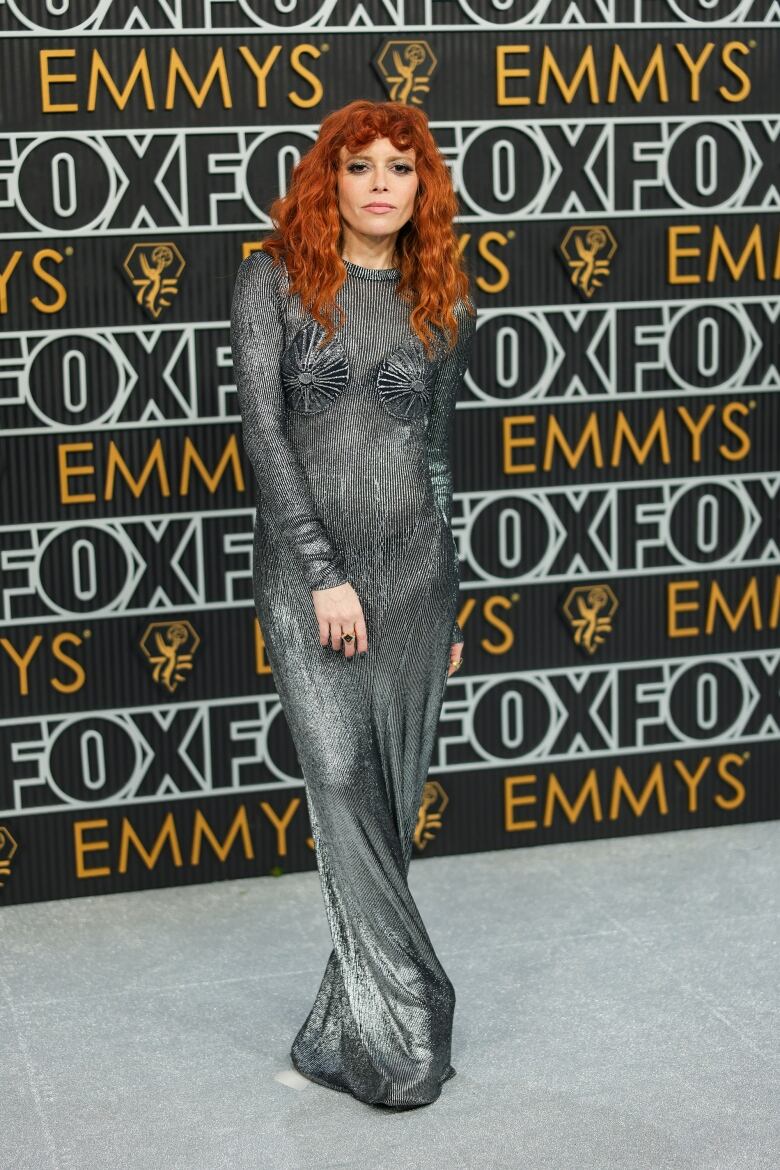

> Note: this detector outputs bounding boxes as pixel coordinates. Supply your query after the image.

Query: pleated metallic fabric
[230,248,475,1108]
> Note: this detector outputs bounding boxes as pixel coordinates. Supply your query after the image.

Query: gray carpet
[2,820,778,1170]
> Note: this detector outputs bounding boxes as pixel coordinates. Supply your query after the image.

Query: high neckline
[342,257,400,282]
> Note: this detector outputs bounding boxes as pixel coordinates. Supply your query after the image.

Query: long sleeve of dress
[230,251,349,592]
[425,299,476,646]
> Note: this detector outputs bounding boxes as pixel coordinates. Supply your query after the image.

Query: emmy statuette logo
[559,225,618,298]
[139,620,201,692]
[373,40,437,105]
[122,242,186,319]
[413,780,449,850]
[0,826,19,889]
[561,584,619,655]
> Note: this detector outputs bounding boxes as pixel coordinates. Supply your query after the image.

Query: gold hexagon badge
[559,225,617,299]
[562,584,619,655]
[122,242,185,319]
[139,620,200,692]
[373,40,437,105]
[0,825,18,889]
[413,780,449,850]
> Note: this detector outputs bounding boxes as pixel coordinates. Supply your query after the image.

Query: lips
[364,204,394,210]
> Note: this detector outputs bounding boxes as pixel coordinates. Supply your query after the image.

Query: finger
[331,623,343,652]
[353,615,368,654]
[318,619,331,647]
[448,642,463,676]
[342,623,357,657]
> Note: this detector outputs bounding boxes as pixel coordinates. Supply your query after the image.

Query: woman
[230,99,476,1110]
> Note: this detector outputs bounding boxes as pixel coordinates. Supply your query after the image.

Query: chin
[369,222,406,238]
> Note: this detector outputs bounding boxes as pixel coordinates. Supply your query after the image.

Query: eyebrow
[346,154,415,163]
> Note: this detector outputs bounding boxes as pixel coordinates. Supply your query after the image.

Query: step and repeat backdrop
[1,0,778,904]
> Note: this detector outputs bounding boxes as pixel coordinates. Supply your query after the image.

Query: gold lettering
[674,42,716,102]
[289,44,323,109]
[253,617,274,676]
[483,596,515,654]
[720,401,751,460]
[504,414,537,474]
[104,438,171,499]
[668,225,701,285]
[708,223,765,282]
[496,45,531,107]
[259,798,302,856]
[0,251,23,314]
[715,753,746,809]
[51,633,86,694]
[505,774,537,830]
[676,404,715,462]
[538,45,598,104]
[59,442,97,505]
[543,769,603,826]
[607,44,668,104]
[165,48,232,110]
[705,577,761,633]
[769,576,780,630]
[544,412,604,470]
[667,580,700,638]
[237,43,283,107]
[609,763,668,820]
[0,635,43,696]
[191,806,255,864]
[180,435,244,495]
[719,42,751,102]
[40,48,78,113]
[475,231,511,293]
[610,409,670,467]
[673,756,711,813]
[31,249,67,313]
[118,812,183,872]
[87,49,154,111]
[240,241,265,262]
[73,819,111,878]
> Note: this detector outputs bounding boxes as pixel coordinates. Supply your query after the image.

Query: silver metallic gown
[230,248,475,1109]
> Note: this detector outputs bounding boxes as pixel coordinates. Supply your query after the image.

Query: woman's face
[335,137,419,243]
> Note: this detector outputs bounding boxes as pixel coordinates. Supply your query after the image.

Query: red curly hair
[259,99,475,359]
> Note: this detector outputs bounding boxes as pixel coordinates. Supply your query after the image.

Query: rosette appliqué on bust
[281,318,350,414]
[375,335,438,421]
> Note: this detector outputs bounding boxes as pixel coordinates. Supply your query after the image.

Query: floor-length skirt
[254,501,458,1109]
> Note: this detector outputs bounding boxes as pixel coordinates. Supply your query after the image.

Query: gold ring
[450,657,463,671]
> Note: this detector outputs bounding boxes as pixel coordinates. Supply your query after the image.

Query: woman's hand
[447,641,464,677]
[312,581,367,657]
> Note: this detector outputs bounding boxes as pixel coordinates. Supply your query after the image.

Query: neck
[339,224,399,267]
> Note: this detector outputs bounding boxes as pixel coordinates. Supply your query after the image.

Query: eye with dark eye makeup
[345,162,414,174]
